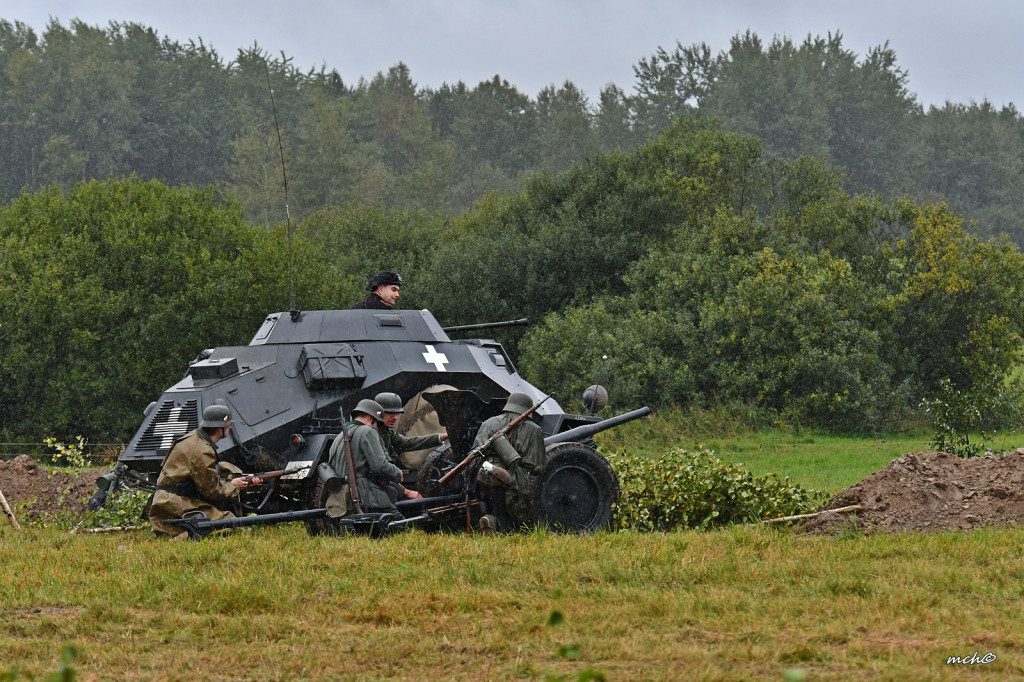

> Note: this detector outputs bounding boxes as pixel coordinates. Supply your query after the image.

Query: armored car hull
[95,308,649,533]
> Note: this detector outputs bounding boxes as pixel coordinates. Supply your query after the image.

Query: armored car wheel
[532,443,619,533]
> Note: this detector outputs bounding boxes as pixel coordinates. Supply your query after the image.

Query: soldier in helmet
[148,405,262,539]
[328,398,406,513]
[352,270,402,310]
[373,391,449,500]
[472,392,547,533]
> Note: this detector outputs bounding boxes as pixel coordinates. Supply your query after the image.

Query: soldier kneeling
[329,399,409,513]
[474,392,547,533]
[148,405,262,539]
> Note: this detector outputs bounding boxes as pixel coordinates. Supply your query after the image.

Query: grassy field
[595,409,1024,495]
[1,524,1022,680]
[2,423,1022,680]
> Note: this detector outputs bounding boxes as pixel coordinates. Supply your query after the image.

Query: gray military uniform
[380,428,443,494]
[329,421,403,513]
[473,412,546,524]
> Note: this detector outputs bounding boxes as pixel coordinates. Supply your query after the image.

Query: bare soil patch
[0,455,98,523]
[5,449,1024,534]
[803,449,1024,534]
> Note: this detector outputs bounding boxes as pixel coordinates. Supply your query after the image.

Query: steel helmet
[367,271,402,292]
[582,384,609,414]
[200,404,233,429]
[374,392,405,414]
[502,392,533,416]
[352,399,385,422]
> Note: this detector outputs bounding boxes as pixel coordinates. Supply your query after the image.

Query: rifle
[237,464,312,486]
[341,426,364,514]
[386,498,480,532]
[438,394,551,486]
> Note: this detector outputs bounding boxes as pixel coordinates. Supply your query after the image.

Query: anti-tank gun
[91,308,649,536]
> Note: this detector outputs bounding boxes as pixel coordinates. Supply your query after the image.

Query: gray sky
[5,0,1022,109]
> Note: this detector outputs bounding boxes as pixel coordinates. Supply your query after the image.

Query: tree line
[3,118,1023,442]
[1,20,1023,243]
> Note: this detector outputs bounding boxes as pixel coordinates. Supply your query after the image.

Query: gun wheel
[416,442,463,498]
[531,443,619,533]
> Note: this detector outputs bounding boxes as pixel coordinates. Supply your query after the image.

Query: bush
[918,374,1024,458]
[605,447,825,531]
[84,487,151,530]
[33,484,150,531]
[43,436,88,468]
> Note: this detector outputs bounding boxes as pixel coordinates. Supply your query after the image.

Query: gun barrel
[544,406,652,446]
[166,508,329,539]
[442,318,529,333]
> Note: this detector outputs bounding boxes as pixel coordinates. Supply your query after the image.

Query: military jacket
[351,294,392,310]
[329,421,403,511]
[148,428,239,538]
[380,428,442,494]
[473,413,546,494]
[382,429,442,461]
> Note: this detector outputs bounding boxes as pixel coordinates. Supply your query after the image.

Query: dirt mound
[0,455,98,524]
[803,449,1024,534]
[6,449,1024,534]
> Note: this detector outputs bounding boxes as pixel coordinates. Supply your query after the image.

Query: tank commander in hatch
[374,391,449,500]
[473,392,547,533]
[328,399,408,513]
[148,405,262,539]
[352,270,402,310]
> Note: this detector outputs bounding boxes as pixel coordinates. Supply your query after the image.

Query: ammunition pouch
[369,472,398,487]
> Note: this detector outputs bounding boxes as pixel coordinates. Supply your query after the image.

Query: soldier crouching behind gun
[474,392,547,533]
[328,399,407,513]
[374,391,449,501]
[148,405,262,539]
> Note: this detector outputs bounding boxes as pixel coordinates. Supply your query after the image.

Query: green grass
[595,407,1024,495]
[4,416,1023,679]
[1,524,1022,680]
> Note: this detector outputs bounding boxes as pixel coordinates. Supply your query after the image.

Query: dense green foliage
[605,448,825,531]
[518,122,1024,432]
[0,178,440,440]
[3,20,1024,441]
[1,20,1024,243]
[0,179,262,438]
[4,115,1024,440]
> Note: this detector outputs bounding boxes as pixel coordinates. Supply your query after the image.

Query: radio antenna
[264,58,298,320]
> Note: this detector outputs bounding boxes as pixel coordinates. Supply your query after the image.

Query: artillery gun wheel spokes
[416,442,463,498]
[532,443,619,533]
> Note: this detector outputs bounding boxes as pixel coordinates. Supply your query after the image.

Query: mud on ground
[4,450,1024,533]
[0,455,97,524]
[801,449,1024,534]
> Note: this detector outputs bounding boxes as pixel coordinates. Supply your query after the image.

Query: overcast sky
[5,0,1022,109]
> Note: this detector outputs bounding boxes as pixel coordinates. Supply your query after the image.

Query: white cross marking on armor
[155,406,191,448]
[422,344,449,372]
